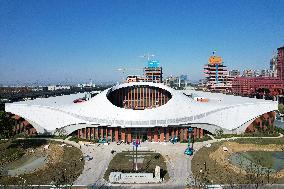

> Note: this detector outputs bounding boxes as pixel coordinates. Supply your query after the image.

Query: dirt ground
[0,139,84,186]
[210,141,284,177]
[191,139,284,184]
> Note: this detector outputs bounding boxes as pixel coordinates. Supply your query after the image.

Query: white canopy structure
[5,82,278,135]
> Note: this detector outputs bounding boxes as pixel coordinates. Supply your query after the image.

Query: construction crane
[116,67,143,82]
[139,53,155,61]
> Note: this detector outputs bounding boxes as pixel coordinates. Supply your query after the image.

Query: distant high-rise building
[203,52,233,92]
[143,60,163,83]
[260,69,271,77]
[254,69,261,77]
[243,69,255,77]
[277,46,284,80]
[270,52,278,77]
[164,75,188,88]
[229,70,240,77]
[180,75,188,81]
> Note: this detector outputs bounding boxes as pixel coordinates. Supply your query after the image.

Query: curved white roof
[5,82,278,135]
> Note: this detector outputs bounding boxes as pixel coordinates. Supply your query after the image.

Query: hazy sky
[1,0,284,85]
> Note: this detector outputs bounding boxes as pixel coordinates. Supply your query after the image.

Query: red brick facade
[74,126,205,142]
[10,114,37,135]
[245,111,276,132]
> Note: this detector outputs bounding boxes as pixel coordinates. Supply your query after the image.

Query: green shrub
[279,104,284,114]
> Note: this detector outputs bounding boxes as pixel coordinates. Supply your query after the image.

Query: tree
[215,128,224,137]
[54,127,68,138]
[51,159,80,188]
[278,104,284,114]
[0,111,14,138]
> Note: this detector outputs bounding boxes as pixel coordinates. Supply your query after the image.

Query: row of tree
[0,111,14,139]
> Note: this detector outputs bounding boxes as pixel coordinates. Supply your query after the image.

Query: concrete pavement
[73,133,284,188]
[73,141,205,188]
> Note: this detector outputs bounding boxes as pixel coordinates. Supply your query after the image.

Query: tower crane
[116,67,143,82]
[139,53,155,61]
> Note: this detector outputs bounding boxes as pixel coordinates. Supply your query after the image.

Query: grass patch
[193,134,212,142]
[181,134,212,143]
[104,151,168,181]
[234,137,284,145]
[191,138,284,184]
[239,151,275,168]
[0,139,84,186]
[69,136,79,143]
[214,132,280,139]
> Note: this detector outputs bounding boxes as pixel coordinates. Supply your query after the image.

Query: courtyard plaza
[73,141,197,188]
[73,133,284,188]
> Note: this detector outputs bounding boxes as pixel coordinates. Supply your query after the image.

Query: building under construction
[203,52,233,92]
[144,66,163,83]
[125,59,163,83]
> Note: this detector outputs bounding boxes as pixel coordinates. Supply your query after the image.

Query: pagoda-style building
[203,52,233,92]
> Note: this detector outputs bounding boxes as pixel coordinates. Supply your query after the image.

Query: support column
[130,88,133,108]
[109,128,113,142]
[80,128,83,139]
[184,127,188,141]
[92,128,95,140]
[121,128,126,142]
[152,88,155,107]
[196,128,200,138]
[165,127,169,141]
[100,127,104,138]
[95,127,99,140]
[141,87,144,109]
[84,128,87,139]
[77,129,81,138]
[115,128,119,142]
[175,127,179,138]
[88,128,91,140]
[193,128,197,139]
[171,127,175,138]
[154,127,158,142]
[128,89,130,108]
[180,128,184,142]
[146,88,149,107]
[127,128,132,143]
[200,128,204,138]
[147,128,152,141]
[160,127,164,142]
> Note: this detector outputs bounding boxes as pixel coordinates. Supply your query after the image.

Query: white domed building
[6,82,278,142]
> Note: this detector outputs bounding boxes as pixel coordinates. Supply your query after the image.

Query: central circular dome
[107,85,172,110]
